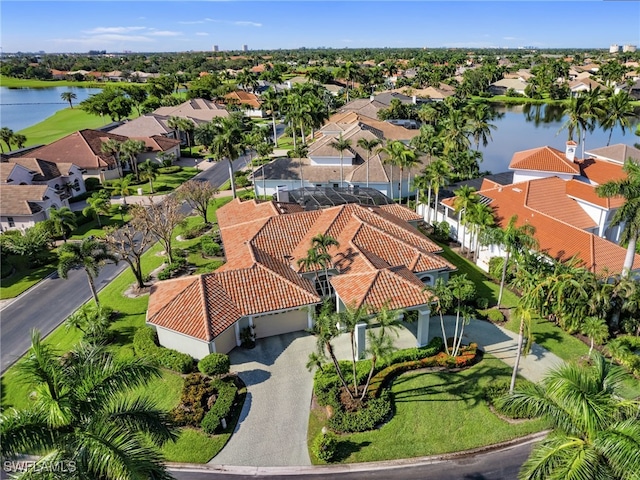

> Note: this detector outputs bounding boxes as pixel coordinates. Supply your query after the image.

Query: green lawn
[0,76,103,89]
[0,254,57,300]
[17,108,116,147]
[308,355,547,464]
[434,240,520,308]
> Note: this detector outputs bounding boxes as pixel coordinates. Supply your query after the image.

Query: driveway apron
[210,331,316,467]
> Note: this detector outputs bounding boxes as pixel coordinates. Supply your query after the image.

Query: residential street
[0,154,249,373]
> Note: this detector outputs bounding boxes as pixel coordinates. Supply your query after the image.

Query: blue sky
[2,1,639,53]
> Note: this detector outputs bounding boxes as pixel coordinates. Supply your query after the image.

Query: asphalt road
[168,440,536,480]
[0,154,249,374]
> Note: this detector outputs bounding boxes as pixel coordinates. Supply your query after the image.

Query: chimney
[565,141,577,162]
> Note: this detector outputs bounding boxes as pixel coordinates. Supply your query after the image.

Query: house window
[333,184,339,188]
[8,217,15,228]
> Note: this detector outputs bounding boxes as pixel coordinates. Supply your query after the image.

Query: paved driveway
[211,331,316,467]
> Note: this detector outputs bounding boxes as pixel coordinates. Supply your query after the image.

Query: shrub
[432,221,451,242]
[158,166,182,174]
[171,373,214,427]
[606,336,640,377]
[201,378,238,434]
[133,326,195,373]
[182,223,210,240]
[201,236,221,257]
[157,258,188,280]
[312,431,339,462]
[476,297,489,310]
[486,308,505,323]
[198,353,230,376]
[328,391,392,433]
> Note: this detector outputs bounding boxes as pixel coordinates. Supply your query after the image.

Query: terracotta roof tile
[525,177,597,229]
[579,157,628,185]
[565,179,625,209]
[509,146,580,175]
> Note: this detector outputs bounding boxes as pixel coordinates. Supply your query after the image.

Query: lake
[0,86,102,131]
[479,104,640,174]
[0,87,637,172]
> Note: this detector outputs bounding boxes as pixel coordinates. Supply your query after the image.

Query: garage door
[214,326,237,354]
[253,309,308,339]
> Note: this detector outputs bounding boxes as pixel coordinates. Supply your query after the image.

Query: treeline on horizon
[2,47,639,81]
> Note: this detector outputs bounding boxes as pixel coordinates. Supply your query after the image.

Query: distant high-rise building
[623,44,637,53]
[242,44,248,52]
[610,44,620,53]
[212,45,219,52]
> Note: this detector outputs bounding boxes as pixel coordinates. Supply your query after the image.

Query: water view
[0,86,102,131]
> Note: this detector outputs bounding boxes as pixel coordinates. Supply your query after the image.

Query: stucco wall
[214,326,237,355]
[253,308,309,338]
[155,326,212,360]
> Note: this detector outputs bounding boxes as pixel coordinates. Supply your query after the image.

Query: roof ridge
[147,276,200,324]
[255,261,320,301]
[198,275,214,341]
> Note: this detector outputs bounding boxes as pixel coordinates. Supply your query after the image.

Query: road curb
[167,430,549,475]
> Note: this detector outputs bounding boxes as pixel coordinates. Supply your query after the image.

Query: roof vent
[513,188,522,193]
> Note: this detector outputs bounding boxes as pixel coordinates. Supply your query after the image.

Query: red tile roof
[525,177,596,229]
[509,146,580,175]
[579,157,628,185]
[148,198,454,340]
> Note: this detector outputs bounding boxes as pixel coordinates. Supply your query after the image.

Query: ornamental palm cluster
[1,331,178,480]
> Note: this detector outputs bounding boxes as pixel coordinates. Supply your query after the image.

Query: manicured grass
[276,136,294,150]
[17,108,116,147]
[133,167,199,195]
[308,355,547,464]
[0,76,103,89]
[0,254,57,300]
[434,240,520,308]
[161,428,225,464]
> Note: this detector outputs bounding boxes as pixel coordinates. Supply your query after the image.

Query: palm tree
[596,159,640,279]
[12,133,27,149]
[57,237,116,307]
[377,140,415,202]
[60,91,77,109]
[440,109,472,154]
[212,115,246,199]
[311,233,339,294]
[581,316,609,356]
[447,274,476,356]
[397,146,420,205]
[100,138,124,177]
[465,101,498,151]
[119,139,146,181]
[47,206,77,243]
[497,354,640,480]
[111,175,133,205]
[1,331,177,479]
[261,89,281,145]
[560,88,605,158]
[466,201,495,262]
[329,134,352,188]
[0,127,14,153]
[428,159,451,224]
[424,277,454,355]
[338,305,369,397]
[486,215,538,308]
[297,247,330,297]
[178,117,195,155]
[452,185,478,254]
[508,304,534,394]
[82,192,111,227]
[139,159,158,194]
[601,91,635,146]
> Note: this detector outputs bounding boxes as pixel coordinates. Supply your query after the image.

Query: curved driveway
[209,316,562,468]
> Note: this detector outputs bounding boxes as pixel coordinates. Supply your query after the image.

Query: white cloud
[503,36,518,40]
[149,30,182,37]
[178,18,261,27]
[233,21,262,27]
[83,26,147,34]
[179,20,206,25]
[195,32,209,36]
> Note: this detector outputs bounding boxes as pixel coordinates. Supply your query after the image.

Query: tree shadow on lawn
[333,440,372,462]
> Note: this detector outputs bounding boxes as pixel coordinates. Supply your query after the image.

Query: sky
[1,1,639,53]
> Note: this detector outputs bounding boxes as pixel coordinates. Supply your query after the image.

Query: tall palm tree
[429,159,451,224]
[440,109,472,154]
[261,89,281,145]
[119,139,146,181]
[1,331,177,479]
[100,138,124,178]
[139,159,158,194]
[508,304,534,394]
[424,277,454,355]
[497,354,640,480]
[560,88,605,159]
[297,247,330,297]
[211,115,246,199]
[178,117,195,155]
[377,140,415,202]
[397,146,420,205]
[60,91,77,109]
[452,185,478,254]
[329,134,352,188]
[337,305,369,397]
[48,206,77,243]
[466,201,495,262]
[596,159,640,279]
[601,90,635,146]
[465,101,498,151]
[311,233,339,294]
[485,215,538,308]
[82,192,111,228]
[581,316,609,356]
[57,237,116,307]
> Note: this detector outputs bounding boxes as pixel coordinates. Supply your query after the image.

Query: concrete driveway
[211,331,317,467]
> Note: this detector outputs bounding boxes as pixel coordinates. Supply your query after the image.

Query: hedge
[312,431,339,462]
[171,373,214,426]
[198,353,230,376]
[158,166,182,174]
[607,336,640,377]
[201,378,238,434]
[486,308,505,323]
[328,390,392,433]
[133,326,195,373]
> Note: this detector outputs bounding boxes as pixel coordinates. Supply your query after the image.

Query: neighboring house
[424,142,640,277]
[21,129,129,181]
[1,158,86,200]
[223,91,264,117]
[569,77,605,94]
[626,79,640,100]
[336,98,389,119]
[392,85,456,102]
[129,136,181,163]
[0,185,61,232]
[254,119,422,198]
[109,114,178,139]
[146,198,454,358]
[488,78,528,95]
[154,98,229,122]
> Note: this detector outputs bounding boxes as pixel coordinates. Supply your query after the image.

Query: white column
[307,309,314,329]
[416,307,431,347]
[234,322,241,347]
[355,322,367,359]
